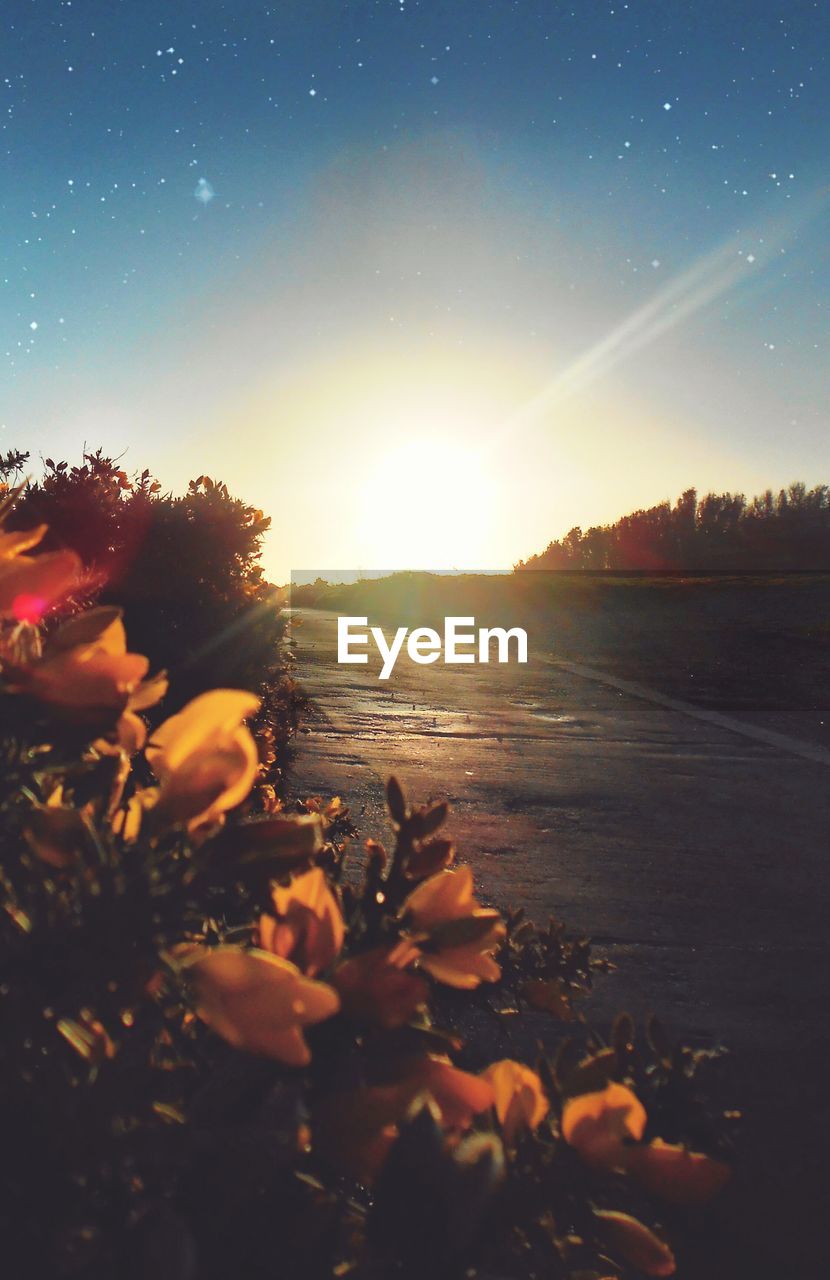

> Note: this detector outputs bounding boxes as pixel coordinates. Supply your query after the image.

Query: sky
[1,0,828,579]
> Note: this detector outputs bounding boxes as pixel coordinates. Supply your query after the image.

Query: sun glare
[232,340,555,578]
[357,436,500,570]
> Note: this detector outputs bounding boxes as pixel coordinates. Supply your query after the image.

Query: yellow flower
[414,1055,496,1129]
[561,1081,647,1171]
[403,864,478,929]
[481,1059,549,1144]
[313,1057,494,1182]
[333,942,428,1028]
[181,945,339,1065]
[402,866,505,989]
[260,867,344,976]
[17,607,167,728]
[147,689,260,829]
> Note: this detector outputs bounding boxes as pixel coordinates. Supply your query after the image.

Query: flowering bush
[0,507,734,1280]
[1,449,302,783]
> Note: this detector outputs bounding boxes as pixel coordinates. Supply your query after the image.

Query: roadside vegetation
[0,462,733,1278]
[0,449,301,785]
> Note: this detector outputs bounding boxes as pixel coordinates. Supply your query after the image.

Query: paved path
[290,608,830,1279]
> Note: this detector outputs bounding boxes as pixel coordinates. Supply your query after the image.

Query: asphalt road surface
[289,608,830,1279]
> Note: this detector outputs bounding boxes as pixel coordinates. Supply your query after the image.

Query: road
[289,608,830,1279]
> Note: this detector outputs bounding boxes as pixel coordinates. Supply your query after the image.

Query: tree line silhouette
[516,483,830,571]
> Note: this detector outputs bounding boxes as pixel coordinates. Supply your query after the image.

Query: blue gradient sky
[2,1,828,577]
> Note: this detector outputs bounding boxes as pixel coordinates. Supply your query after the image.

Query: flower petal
[481,1060,549,1142]
[27,649,149,713]
[562,1082,647,1171]
[0,524,48,560]
[50,607,127,655]
[184,947,339,1063]
[128,669,169,712]
[627,1139,731,1204]
[149,689,260,775]
[418,1057,496,1128]
[594,1209,676,1277]
[403,865,477,928]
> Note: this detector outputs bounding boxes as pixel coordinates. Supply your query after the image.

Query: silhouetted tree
[3,450,290,724]
[516,482,830,571]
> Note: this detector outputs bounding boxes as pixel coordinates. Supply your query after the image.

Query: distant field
[292,571,830,747]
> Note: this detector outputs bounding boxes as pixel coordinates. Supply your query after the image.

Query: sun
[356,435,500,571]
